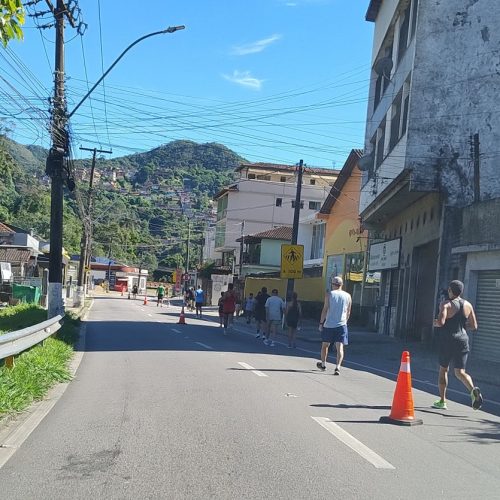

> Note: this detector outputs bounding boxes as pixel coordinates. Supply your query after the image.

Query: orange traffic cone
[380,351,423,426]
[178,306,186,325]
[143,294,148,305]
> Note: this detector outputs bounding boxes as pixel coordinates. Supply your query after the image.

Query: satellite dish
[357,152,374,172]
[374,56,393,78]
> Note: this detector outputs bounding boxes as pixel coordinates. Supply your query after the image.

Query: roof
[213,184,238,201]
[0,247,32,263]
[236,226,292,243]
[237,162,340,176]
[0,222,15,234]
[319,149,363,215]
[366,0,383,22]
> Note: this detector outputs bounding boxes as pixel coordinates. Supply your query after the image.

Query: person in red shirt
[222,283,237,335]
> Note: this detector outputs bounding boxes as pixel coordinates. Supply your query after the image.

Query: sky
[0,0,374,168]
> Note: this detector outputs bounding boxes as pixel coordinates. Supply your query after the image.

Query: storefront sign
[280,244,304,279]
[368,238,401,271]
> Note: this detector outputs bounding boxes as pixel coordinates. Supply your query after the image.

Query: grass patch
[0,306,82,417]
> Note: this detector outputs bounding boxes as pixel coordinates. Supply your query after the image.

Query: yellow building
[318,150,376,323]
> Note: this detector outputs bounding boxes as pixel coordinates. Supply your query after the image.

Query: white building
[213,162,338,275]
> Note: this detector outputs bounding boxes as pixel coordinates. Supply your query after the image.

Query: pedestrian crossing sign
[280,244,304,279]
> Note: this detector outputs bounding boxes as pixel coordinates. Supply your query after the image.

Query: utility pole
[472,133,480,202]
[286,159,304,301]
[75,146,112,307]
[185,219,191,287]
[239,220,245,277]
[45,0,76,318]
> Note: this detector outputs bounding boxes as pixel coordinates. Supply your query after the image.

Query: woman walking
[285,292,302,348]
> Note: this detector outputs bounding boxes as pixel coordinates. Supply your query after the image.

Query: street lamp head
[164,25,186,33]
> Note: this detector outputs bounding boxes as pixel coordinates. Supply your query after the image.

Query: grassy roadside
[0,304,81,417]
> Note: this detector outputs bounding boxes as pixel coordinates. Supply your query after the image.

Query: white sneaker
[263,339,269,345]
[269,342,275,347]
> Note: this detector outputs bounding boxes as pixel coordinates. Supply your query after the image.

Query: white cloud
[223,70,264,90]
[231,34,282,56]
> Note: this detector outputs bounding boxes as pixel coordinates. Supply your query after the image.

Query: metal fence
[0,315,63,368]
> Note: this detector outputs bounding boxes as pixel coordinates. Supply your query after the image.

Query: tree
[0,0,25,47]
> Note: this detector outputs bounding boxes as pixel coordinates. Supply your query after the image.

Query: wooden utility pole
[286,160,304,301]
[75,146,112,307]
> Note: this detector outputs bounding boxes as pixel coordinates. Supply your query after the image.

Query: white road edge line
[311,417,395,470]
[195,342,213,350]
[238,362,268,377]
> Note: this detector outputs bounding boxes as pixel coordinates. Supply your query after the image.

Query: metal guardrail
[0,315,63,368]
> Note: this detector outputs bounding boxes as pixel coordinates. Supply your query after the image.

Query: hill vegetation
[0,135,244,278]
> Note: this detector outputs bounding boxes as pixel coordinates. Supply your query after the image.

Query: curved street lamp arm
[68,26,185,119]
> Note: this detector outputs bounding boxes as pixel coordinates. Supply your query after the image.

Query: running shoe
[316,362,326,371]
[471,387,483,410]
[263,339,269,345]
[432,399,447,410]
[255,333,261,339]
[334,368,340,376]
[269,342,275,347]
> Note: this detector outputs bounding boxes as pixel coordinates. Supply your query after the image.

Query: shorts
[195,302,203,308]
[438,334,469,369]
[286,319,299,329]
[254,310,266,322]
[268,319,281,327]
[321,325,348,345]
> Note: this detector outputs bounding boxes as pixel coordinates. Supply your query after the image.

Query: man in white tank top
[317,276,352,374]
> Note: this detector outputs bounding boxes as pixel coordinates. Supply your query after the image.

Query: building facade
[213,162,338,275]
[360,1,500,358]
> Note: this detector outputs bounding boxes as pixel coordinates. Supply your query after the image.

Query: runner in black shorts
[433,280,483,411]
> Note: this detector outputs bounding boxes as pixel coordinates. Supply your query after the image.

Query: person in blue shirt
[194,285,205,318]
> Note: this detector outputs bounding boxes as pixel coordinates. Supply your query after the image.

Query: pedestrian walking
[194,285,204,318]
[285,292,302,348]
[222,283,237,335]
[432,280,483,410]
[244,293,256,324]
[235,296,242,319]
[132,284,138,300]
[217,291,225,328]
[264,289,284,347]
[156,283,165,307]
[254,287,270,339]
[317,276,351,374]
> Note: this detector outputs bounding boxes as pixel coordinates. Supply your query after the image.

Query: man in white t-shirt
[317,276,351,374]
[264,289,284,347]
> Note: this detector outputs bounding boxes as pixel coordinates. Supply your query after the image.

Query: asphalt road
[1,295,499,499]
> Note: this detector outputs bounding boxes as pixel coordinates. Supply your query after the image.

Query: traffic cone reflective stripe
[143,295,148,305]
[380,351,423,426]
[178,306,186,325]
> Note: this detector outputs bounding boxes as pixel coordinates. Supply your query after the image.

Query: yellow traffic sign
[281,244,304,279]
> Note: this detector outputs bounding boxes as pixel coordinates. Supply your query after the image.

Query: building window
[280,176,287,182]
[375,118,386,169]
[410,0,419,39]
[291,200,304,209]
[256,174,271,181]
[248,173,256,179]
[401,77,411,139]
[308,201,321,210]
[310,223,325,259]
[276,198,283,207]
[389,91,403,152]
[397,2,411,64]
[310,179,316,185]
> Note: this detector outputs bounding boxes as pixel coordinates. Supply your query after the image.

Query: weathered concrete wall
[462,199,500,245]
[407,0,500,205]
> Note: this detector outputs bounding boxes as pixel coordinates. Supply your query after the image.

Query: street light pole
[46,23,185,317]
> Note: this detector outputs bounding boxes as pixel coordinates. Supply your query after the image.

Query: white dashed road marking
[311,417,395,470]
[195,342,213,350]
[171,328,181,333]
[237,362,268,377]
